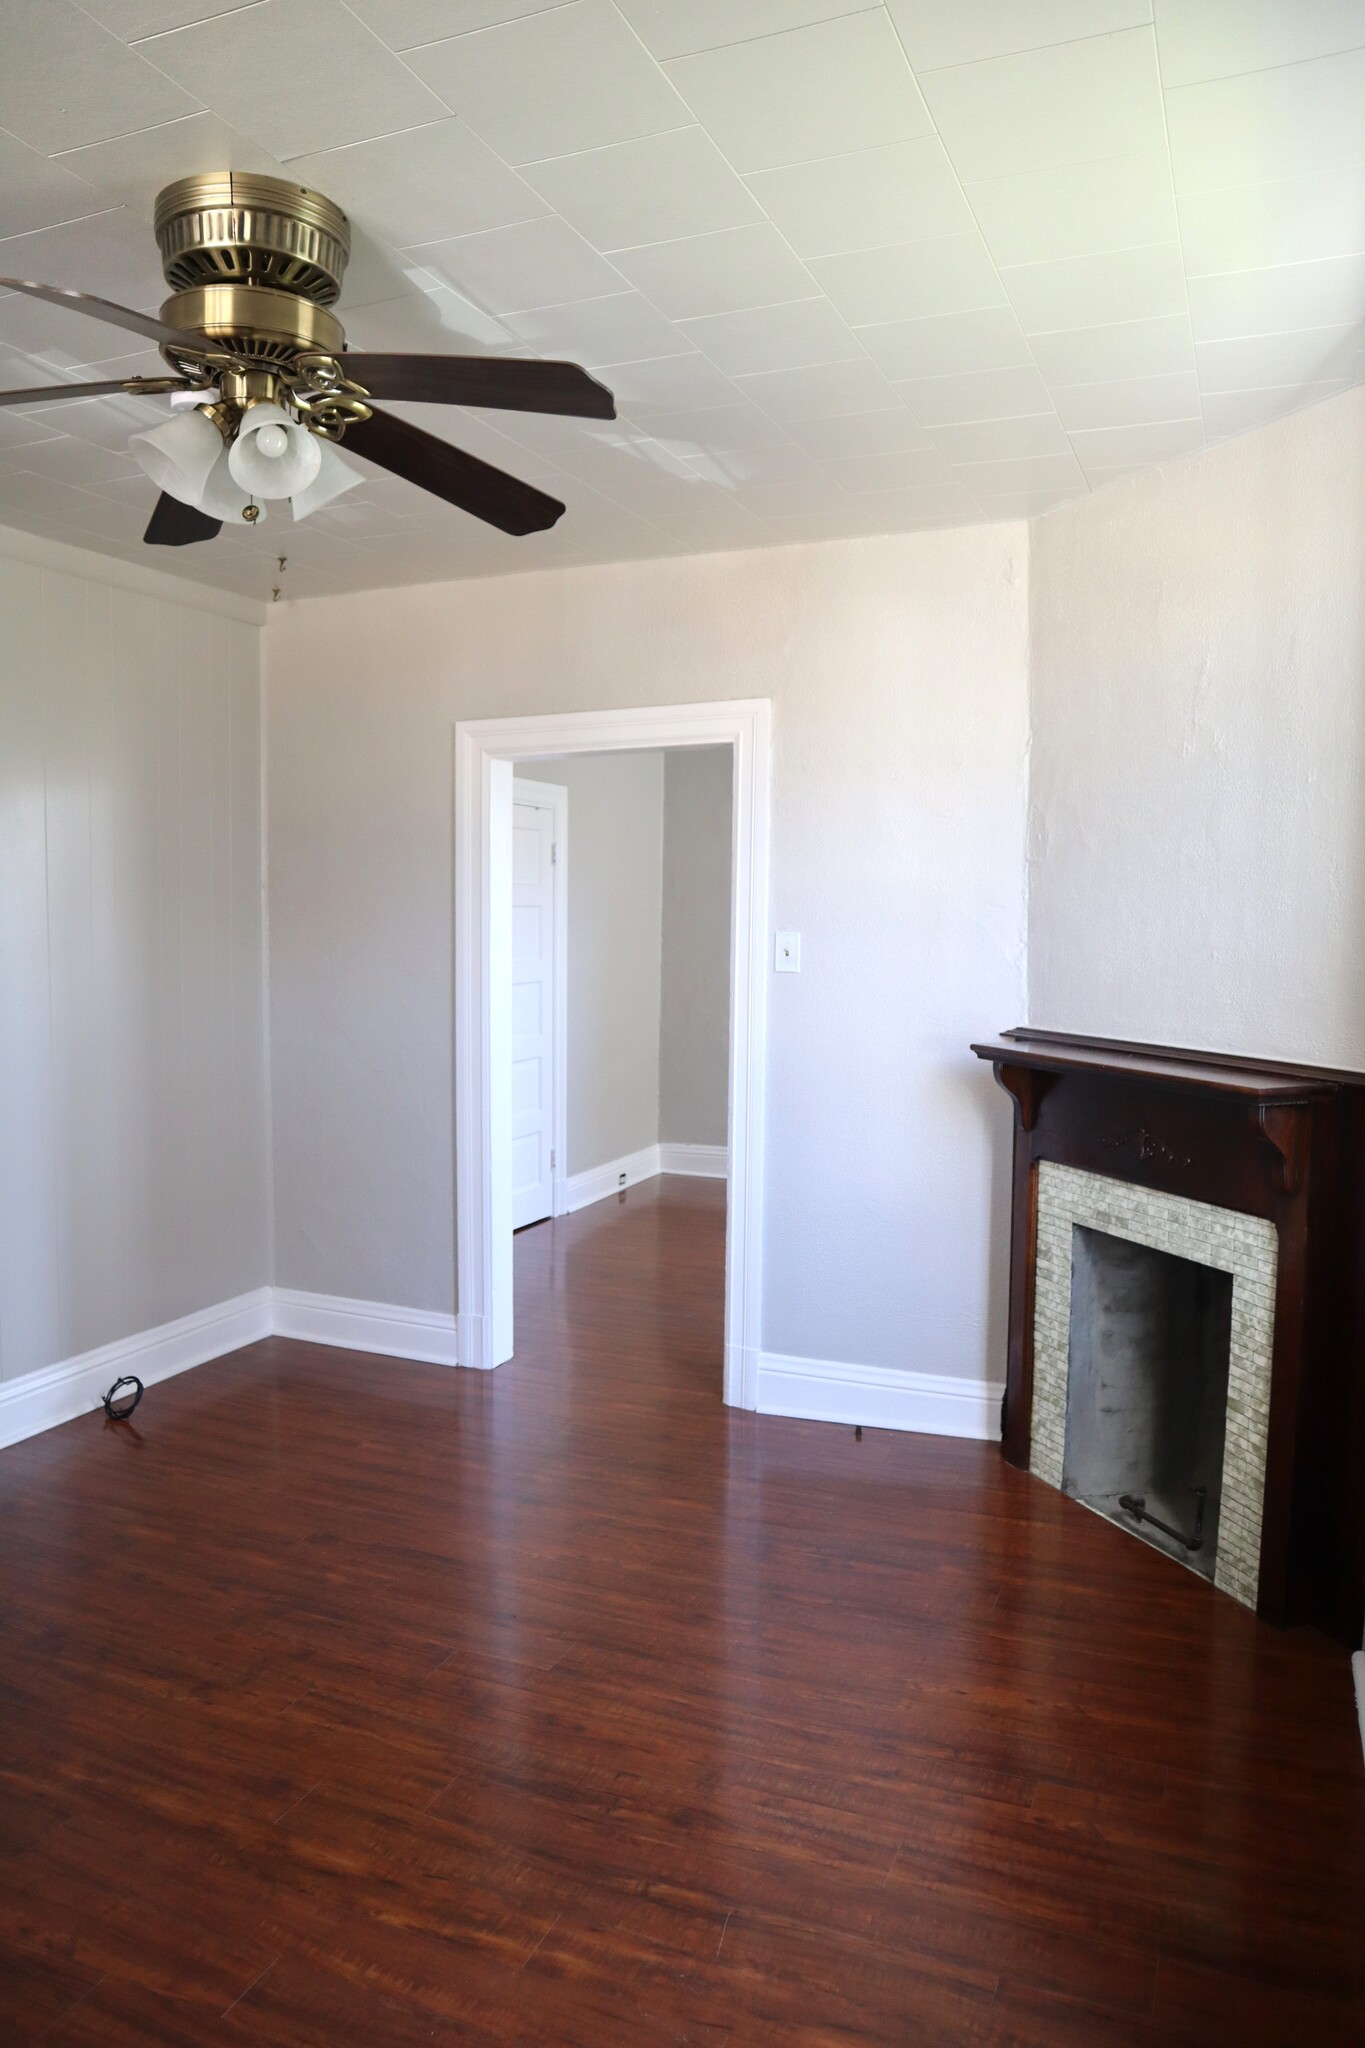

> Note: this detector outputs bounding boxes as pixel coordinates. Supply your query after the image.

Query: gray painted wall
[265,528,1028,1383]
[659,747,732,1147]
[0,550,270,1381]
[1029,384,1365,1067]
[525,751,664,1177]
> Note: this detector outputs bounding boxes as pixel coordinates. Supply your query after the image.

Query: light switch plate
[775,931,801,972]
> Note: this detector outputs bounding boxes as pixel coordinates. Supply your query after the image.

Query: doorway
[454,699,771,1406]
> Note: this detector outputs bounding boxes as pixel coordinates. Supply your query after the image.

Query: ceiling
[1,0,1363,601]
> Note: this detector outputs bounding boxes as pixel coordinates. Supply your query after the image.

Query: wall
[1028,385,1365,1067]
[0,533,269,1393]
[660,746,732,1148]
[266,528,1029,1384]
[523,750,664,1176]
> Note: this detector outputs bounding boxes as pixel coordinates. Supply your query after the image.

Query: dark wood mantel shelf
[972,1027,1365,1643]
[971,1032,1338,1103]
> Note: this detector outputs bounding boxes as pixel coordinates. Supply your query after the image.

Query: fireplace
[1064,1226,1233,1581]
[972,1032,1365,1642]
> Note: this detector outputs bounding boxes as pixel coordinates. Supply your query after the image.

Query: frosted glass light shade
[291,440,363,521]
[201,446,267,525]
[228,400,322,500]
[128,408,223,506]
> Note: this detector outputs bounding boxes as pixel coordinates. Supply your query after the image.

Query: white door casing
[510,779,567,1230]
[454,699,771,1397]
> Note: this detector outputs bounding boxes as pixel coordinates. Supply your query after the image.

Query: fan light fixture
[128,396,362,524]
[228,399,321,498]
[127,408,221,504]
[1,171,618,557]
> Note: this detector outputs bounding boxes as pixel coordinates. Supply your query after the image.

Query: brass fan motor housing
[160,282,346,366]
[154,173,351,304]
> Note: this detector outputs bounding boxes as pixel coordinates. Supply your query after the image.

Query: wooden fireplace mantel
[972,1029,1365,1641]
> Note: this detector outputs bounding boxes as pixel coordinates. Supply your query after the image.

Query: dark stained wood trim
[995,1023,1365,1090]
[972,1036,1337,1102]
[973,1031,1365,1643]
[991,1061,1057,1132]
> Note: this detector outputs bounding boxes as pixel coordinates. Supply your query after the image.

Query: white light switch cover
[775,931,801,972]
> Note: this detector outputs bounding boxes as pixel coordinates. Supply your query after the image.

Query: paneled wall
[0,544,269,1383]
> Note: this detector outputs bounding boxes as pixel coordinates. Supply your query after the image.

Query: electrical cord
[102,1375,143,1422]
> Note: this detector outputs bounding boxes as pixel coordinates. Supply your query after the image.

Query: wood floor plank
[1,1177,1361,2045]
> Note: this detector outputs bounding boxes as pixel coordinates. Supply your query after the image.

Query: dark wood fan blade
[343,354,615,420]
[0,278,205,352]
[346,408,565,536]
[0,375,191,408]
[143,493,222,547]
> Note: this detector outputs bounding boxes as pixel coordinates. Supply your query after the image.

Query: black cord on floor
[102,1375,143,1422]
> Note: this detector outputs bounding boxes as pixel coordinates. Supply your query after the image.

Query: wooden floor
[2,1176,1362,2046]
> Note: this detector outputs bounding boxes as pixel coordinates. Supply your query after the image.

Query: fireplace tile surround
[972,1030,1365,1642]
[1031,1163,1277,1610]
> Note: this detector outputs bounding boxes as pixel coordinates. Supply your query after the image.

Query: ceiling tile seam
[617,0,885,65]
[878,5,1068,459]
[126,0,461,152]
[650,10,935,184]
[1149,4,1208,452]
[1160,42,1365,98]
[121,1,269,43]
[393,228,642,322]
[121,0,268,41]
[909,18,1158,79]
[47,110,228,175]
[370,0,584,62]
[505,120,700,176]
[995,235,1186,281]
[1183,248,1365,285]
[331,0,477,124]
[0,205,141,250]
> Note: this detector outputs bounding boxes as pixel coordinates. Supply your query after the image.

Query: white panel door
[510,797,556,1229]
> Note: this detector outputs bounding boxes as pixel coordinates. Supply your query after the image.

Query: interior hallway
[0,1176,1360,2045]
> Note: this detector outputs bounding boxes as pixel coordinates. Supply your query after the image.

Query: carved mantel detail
[1100,1126,1192,1170]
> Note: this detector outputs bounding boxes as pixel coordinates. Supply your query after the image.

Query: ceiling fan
[0,173,615,547]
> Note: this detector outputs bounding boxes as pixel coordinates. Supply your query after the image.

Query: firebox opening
[1062,1225,1234,1582]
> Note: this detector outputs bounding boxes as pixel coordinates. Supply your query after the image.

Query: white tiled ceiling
[0,0,1363,599]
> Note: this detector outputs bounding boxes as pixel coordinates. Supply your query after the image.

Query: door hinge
[550,1149,556,1171]
[551,841,558,865]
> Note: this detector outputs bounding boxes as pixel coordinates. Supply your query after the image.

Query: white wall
[1028,385,1365,1067]
[0,534,270,1385]
[660,746,732,1148]
[526,750,664,1176]
[266,528,1030,1382]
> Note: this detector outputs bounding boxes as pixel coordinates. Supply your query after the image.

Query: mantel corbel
[992,1061,1058,1133]
[1253,1100,1312,1196]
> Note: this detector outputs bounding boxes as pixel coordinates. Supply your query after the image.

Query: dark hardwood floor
[2,1175,1362,2046]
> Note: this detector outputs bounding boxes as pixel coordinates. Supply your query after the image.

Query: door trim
[455,698,771,1405]
[511,775,569,1223]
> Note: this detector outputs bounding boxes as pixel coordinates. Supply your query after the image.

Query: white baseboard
[564,1144,663,1213]
[272,1288,458,1366]
[757,1350,1004,1441]
[658,1142,728,1178]
[2,1302,1000,1455]
[563,1141,729,1213]
[0,1288,272,1451]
